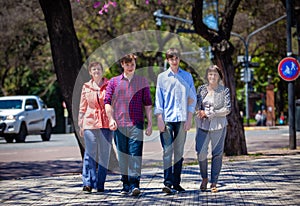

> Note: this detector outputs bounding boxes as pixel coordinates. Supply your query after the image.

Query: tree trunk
[39,0,84,157]
[214,51,247,155]
[192,0,247,155]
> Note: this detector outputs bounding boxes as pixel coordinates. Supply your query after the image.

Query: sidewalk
[1,126,300,205]
[243,125,287,131]
[1,149,299,205]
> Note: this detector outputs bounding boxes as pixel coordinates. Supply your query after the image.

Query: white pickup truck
[0,95,56,143]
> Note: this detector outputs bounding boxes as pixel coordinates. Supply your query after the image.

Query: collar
[167,67,182,77]
[89,78,108,90]
[121,73,135,81]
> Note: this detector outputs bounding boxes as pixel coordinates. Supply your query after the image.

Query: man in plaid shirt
[104,54,152,196]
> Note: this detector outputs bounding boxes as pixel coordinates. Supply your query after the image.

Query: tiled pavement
[1,153,300,205]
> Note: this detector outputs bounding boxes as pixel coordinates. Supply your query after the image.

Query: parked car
[0,95,56,143]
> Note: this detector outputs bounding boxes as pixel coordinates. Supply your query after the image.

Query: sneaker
[129,187,140,196]
[97,188,104,193]
[162,184,172,194]
[173,185,185,193]
[83,186,92,193]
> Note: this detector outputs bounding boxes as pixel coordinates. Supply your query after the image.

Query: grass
[248,153,264,157]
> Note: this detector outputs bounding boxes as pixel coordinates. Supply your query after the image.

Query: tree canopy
[1,0,299,154]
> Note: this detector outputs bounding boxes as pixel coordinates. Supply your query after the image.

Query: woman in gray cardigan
[195,65,231,193]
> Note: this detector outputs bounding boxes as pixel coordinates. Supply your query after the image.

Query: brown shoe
[83,186,92,193]
[210,183,218,193]
[200,178,208,191]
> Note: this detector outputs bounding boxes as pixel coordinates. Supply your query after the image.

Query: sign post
[278,56,300,149]
[284,0,297,150]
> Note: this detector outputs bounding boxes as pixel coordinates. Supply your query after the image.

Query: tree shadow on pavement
[0,160,82,180]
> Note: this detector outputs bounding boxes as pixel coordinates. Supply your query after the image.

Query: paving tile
[0,155,300,205]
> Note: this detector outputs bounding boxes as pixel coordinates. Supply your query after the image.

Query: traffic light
[240,68,252,82]
[250,68,254,81]
[240,68,245,82]
[199,47,206,59]
[153,10,162,26]
[155,16,162,26]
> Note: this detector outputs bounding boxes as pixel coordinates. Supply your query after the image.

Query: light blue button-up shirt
[154,68,197,122]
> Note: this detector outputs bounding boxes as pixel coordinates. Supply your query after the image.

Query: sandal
[83,186,92,193]
[200,178,208,191]
[210,183,218,193]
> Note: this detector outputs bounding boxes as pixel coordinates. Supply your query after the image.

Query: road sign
[278,57,300,81]
[237,55,251,63]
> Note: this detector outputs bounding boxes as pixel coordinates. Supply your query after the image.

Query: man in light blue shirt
[154,48,196,193]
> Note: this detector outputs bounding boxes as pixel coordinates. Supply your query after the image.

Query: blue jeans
[160,122,186,187]
[195,127,226,184]
[82,129,112,190]
[114,124,143,190]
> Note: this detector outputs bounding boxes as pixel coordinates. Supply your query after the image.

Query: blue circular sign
[278,57,300,81]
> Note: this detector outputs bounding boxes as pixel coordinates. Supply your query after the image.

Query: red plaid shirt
[104,73,152,127]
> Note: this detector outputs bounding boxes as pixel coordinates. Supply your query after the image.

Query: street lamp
[231,14,286,126]
[203,0,219,30]
[153,9,193,25]
[153,0,220,29]
[153,10,212,61]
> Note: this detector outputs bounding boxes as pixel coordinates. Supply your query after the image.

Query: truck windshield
[0,100,22,109]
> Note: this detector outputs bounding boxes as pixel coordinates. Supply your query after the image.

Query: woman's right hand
[79,128,84,137]
[196,110,207,119]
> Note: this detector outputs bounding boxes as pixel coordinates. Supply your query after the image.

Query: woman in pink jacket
[78,62,112,193]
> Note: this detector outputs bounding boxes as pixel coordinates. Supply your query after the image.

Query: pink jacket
[78,78,109,129]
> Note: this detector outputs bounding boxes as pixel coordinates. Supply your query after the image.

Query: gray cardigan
[195,84,231,131]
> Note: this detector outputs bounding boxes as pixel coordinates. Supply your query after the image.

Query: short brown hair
[205,65,223,82]
[120,54,137,64]
[166,48,181,59]
[88,62,103,72]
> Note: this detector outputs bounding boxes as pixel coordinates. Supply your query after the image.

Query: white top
[195,84,231,131]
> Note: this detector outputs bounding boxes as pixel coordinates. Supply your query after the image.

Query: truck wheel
[41,121,52,141]
[4,136,14,143]
[15,123,27,143]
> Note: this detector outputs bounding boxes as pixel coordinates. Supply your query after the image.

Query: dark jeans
[160,122,186,187]
[114,124,143,190]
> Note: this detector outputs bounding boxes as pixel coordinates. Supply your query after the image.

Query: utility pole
[286,0,296,149]
[231,15,286,126]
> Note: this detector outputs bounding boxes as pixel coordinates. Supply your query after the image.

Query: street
[0,134,82,162]
[0,126,299,180]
